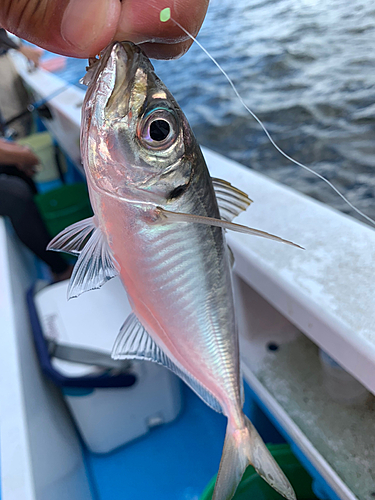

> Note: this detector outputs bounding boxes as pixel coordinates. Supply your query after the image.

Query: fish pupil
[150,119,170,141]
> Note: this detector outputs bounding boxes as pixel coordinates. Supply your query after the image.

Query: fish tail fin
[212,416,296,500]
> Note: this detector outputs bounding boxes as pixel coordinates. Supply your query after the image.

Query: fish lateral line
[154,207,304,249]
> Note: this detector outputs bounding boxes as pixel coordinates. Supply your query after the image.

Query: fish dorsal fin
[47,217,118,299]
[212,177,252,222]
[112,313,222,413]
[155,208,304,249]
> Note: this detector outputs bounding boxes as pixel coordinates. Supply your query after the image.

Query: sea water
[50,0,375,225]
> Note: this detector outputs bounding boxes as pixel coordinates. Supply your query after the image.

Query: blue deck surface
[84,385,227,500]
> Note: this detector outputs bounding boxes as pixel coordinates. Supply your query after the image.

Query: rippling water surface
[54,0,375,223]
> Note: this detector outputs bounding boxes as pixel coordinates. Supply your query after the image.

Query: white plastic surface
[33,278,182,453]
[319,350,369,405]
[34,277,131,377]
[0,219,92,500]
[64,364,182,454]
[204,147,375,397]
[233,275,358,500]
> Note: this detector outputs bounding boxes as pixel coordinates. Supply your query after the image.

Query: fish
[48,41,299,500]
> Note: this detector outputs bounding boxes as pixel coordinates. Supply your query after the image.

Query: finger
[115,0,209,59]
[134,40,193,60]
[25,167,36,177]
[0,0,208,60]
[0,0,121,58]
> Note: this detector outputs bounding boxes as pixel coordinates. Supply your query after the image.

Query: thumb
[0,0,120,57]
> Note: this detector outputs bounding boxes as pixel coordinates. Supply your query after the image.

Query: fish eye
[138,108,177,150]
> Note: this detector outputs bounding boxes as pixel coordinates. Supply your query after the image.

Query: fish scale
[118,216,238,392]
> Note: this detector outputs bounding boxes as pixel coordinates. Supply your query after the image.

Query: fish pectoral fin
[155,207,304,249]
[112,313,222,413]
[47,217,118,299]
[47,217,96,256]
[212,177,252,222]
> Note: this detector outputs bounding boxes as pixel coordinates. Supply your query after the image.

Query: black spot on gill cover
[168,184,188,200]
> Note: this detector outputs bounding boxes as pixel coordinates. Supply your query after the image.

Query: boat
[1,51,374,500]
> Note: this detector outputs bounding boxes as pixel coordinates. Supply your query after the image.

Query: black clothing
[0,164,37,194]
[0,173,68,274]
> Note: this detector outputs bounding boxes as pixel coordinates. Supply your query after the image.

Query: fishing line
[158,8,375,227]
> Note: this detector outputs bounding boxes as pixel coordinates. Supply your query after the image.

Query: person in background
[0,28,43,138]
[0,138,72,281]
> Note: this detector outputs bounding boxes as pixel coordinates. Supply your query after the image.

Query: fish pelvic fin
[213,416,296,500]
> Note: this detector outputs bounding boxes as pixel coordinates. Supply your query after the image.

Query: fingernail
[61,0,112,51]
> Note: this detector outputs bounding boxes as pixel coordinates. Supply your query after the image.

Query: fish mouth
[103,41,151,118]
[96,41,139,84]
[82,40,148,124]
[110,41,140,59]
[84,41,143,96]
[108,41,137,88]
[104,41,136,69]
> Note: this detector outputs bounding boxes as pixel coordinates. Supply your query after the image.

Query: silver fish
[48,42,299,500]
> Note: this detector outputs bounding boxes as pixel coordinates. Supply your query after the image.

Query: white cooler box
[27,277,182,454]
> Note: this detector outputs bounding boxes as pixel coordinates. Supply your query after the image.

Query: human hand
[15,146,40,177]
[19,45,44,67]
[0,139,40,176]
[0,0,209,60]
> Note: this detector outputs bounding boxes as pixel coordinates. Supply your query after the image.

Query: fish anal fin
[112,313,222,413]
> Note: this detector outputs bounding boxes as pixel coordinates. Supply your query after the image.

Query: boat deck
[84,385,226,500]
[251,335,375,500]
